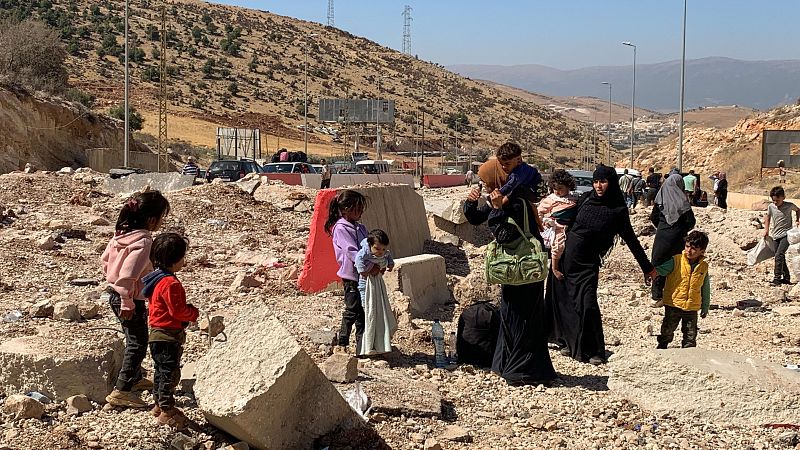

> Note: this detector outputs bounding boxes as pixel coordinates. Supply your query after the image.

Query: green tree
[0,18,68,93]
[444,112,470,132]
[202,58,214,77]
[227,81,238,96]
[109,104,144,131]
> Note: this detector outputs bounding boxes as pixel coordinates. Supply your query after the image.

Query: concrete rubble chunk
[37,235,56,251]
[178,361,197,394]
[53,302,81,322]
[384,254,451,319]
[423,438,442,450]
[322,353,358,383]
[66,394,92,415]
[29,300,53,318]
[193,305,362,450]
[608,347,800,425]
[361,368,441,418]
[307,330,337,347]
[79,303,100,320]
[2,394,44,420]
[439,425,471,442]
[199,315,225,338]
[229,272,262,292]
[105,172,195,195]
[0,329,123,403]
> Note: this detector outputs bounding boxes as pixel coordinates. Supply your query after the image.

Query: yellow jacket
[659,253,710,312]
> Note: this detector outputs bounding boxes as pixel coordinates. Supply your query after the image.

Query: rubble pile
[0,172,799,449]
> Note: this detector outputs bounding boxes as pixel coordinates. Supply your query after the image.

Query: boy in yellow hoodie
[655,230,710,349]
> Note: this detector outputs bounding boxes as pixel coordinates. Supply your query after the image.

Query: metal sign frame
[216,128,261,160]
[318,99,395,124]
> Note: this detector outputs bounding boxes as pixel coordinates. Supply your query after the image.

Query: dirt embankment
[0,85,148,173]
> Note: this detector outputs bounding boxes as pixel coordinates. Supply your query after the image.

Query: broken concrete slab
[105,172,195,195]
[360,368,440,418]
[322,353,358,383]
[425,198,470,225]
[384,254,451,319]
[608,347,800,425]
[66,394,92,415]
[178,361,197,394]
[193,305,362,450]
[3,394,44,420]
[0,329,123,403]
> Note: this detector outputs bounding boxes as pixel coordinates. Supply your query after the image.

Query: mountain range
[449,57,800,112]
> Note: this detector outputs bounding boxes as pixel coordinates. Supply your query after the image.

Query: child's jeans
[104,288,148,391]
[774,236,791,282]
[657,305,698,348]
[338,279,364,353]
[149,340,183,410]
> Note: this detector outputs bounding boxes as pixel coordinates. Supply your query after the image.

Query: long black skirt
[547,240,605,362]
[492,282,557,384]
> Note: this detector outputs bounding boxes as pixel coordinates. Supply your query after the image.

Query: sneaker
[656,343,668,350]
[132,377,154,391]
[781,279,793,285]
[649,299,663,308]
[770,280,783,287]
[105,389,147,408]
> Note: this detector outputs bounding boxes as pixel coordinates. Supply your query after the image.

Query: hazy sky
[213,0,799,69]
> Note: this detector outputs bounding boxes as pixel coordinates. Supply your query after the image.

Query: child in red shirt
[141,232,199,431]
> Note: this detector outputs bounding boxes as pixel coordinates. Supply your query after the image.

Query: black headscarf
[581,164,626,208]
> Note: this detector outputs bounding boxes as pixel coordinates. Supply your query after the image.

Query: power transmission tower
[157,4,168,172]
[402,5,412,55]
[327,0,334,27]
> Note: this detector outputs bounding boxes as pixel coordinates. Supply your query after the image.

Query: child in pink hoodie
[538,170,578,280]
[101,190,170,408]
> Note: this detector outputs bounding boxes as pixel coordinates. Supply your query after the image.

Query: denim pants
[150,340,183,410]
[774,236,791,282]
[338,279,364,353]
[657,305,698,348]
[107,290,148,391]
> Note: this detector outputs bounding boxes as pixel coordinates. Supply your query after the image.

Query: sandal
[156,408,190,432]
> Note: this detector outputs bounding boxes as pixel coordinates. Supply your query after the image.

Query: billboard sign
[762,130,800,168]
[318,98,395,124]
[216,128,261,160]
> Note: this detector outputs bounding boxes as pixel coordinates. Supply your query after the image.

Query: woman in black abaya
[464,158,556,385]
[548,165,655,365]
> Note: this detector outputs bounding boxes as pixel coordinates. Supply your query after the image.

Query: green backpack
[485,200,549,286]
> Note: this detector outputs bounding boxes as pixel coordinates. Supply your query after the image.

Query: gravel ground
[0,172,798,450]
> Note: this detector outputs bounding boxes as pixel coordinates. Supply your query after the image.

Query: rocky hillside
[625,104,800,196]
[0,84,148,172]
[0,0,594,166]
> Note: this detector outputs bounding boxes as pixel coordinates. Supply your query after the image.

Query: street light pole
[623,41,636,168]
[601,81,612,165]
[303,33,318,155]
[375,75,390,161]
[678,0,687,171]
[123,0,129,167]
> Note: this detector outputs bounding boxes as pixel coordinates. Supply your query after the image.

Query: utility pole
[303,33,318,155]
[123,0,129,167]
[402,6,412,55]
[623,41,637,168]
[420,107,425,186]
[327,0,334,27]
[601,81,612,165]
[678,0,688,171]
[157,5,168,172]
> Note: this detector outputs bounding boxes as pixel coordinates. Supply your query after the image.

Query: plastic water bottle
[432,320,446,368]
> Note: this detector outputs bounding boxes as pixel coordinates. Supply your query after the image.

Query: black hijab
[581,164,626,209]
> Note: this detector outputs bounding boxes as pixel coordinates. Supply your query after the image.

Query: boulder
[2,394,43,420]
[66,394,92,415]
[193,306,362,450]
[0,330,123,402]
[608,347,800,425]
[322,353,358,383]
[53,302,81,321]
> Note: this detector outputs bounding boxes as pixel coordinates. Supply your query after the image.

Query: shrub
[109,103,144,131]
[0,18,68,93]
[63,87,95,108]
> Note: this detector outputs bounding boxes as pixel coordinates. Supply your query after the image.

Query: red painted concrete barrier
[297,189,340,293]
[261,173,303,186]
[423,174,466,188]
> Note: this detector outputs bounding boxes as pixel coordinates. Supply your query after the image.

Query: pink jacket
[101,230,154,311]
[537,193,577,260]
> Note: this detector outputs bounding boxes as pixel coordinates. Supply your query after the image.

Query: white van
[355,160,392,174]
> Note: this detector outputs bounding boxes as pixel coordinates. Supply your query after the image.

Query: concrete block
[194,305,362,450]
[360,368,440,418]
[609,347,800,425]
[105,172,195,195]
[0,330,123,403]
[385,254,451,318]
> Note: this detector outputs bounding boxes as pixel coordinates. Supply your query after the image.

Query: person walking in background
[715,172,728,210]
[101,190,171,408]
[181,156,199,179]
[644,167,661,207]
[465,168,474,187]
[325,190,373,354]
[683,170,698,204]
[655,231,711,349]
[320,159,332,189]
[709,172,720,206]
[619,169,634,209]
[548,165,655,365]
[632,175,646,209]
[763,186,800,286]
[649,174,696,307]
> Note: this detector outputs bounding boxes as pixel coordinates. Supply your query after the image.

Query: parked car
[311,164,324,174]
[262,162,314,174]
[205,159,262,182]
[566,169,594,197]
[355,160,392,174]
